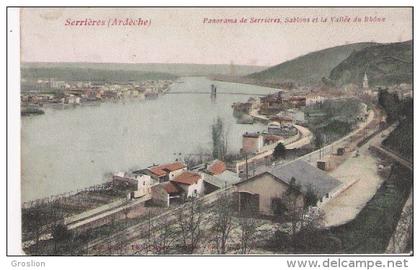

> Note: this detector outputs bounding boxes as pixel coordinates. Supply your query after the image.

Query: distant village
[20,78,174,115]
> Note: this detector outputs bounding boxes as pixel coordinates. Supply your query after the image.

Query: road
[235,124,313,173]
[66,105,378,254]
[321,123,397,227]
[87,108,378,253]
[287,124,313,149]
[67,194,152,230]
[370,145,412,171]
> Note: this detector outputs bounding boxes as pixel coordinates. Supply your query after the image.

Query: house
[267,121,295,137]
[269,115,294,127]
[305,94,326,106]
[263,134,283,145]
[131,174,155,198]
[260,91,283,106]
[143,162,187,182]
[151,182,184,207]
[242,132,264,154]
[232,102,253,114]
[206,159,226,175]
[267,121,282,135]
[247,97,260,110]
[65,95,81,104]
[279,109,305,124]
[203,170,241,193]
[259,91,285,115]
[112,172,155,199]
[113,172,138,188]
[171,171,205,198]
[234,160,341,215]
[288,96,306,108]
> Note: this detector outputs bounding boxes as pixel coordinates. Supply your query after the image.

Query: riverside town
[15,7,413,256]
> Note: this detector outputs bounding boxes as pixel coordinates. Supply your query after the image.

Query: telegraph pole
[245,153,249,180]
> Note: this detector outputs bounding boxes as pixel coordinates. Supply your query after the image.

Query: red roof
[148,162,186,177]
[207,160,226,175]
[270,116,293,122]
[171,171,201,185]
[263,134,283,141]
[163,182,182,194]
[288,96,306,101]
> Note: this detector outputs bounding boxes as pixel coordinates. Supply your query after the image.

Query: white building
[171,171,205,198]
[305,95,326,106]
[362,72,369,89]
[132,174,155,198]
[145,162,187,182]
[242,132,264,154]
[113,172,156,199]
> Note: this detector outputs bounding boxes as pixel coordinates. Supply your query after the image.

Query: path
[321,124,396,227]
[235,124,313,173]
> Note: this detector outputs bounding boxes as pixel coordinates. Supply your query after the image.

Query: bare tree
[283,177,304,248]
[176,197,204,254]
[25,207,48,252]
[122,199,131,227]
[51,223,72,254]
[143,210,153,254]
[150,216,177,255]
[211,193,234,254]
[238,202,258,254]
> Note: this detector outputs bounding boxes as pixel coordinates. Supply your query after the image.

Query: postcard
[11,7,413,256]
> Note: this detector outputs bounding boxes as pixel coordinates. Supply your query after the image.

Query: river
[21,77,276,202]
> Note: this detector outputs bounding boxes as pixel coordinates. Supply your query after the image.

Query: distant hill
[246,42,377,85]
[328,41,413,87]
[21,66,179,83]
[21,62,267,80]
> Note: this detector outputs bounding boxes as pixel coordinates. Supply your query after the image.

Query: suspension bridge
[165,91,267,96]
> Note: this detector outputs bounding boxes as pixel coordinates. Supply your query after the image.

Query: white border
[6,7,22,257]
[3,1,418,269]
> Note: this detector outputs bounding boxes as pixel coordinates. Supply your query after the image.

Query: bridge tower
[210,84,217,98]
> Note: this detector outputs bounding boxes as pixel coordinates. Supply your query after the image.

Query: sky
[20,8,412,66]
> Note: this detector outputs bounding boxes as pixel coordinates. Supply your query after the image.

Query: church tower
[362,72,369,89]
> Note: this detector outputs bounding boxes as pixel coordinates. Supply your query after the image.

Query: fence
[64,198,127,225]
[317,178,360,209]
[85,185,235,252]
[22,181,113,209]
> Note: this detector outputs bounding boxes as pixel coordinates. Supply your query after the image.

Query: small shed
[317,160,328,171]
[337,147,346,156]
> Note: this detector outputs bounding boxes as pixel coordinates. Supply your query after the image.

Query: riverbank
[21,77,273,202]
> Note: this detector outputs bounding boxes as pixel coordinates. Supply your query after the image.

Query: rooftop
[270,115,294,122]
[236,160,342,198]
[243,132,262,138]
[148,162,186,177]
[163,182,183,194]
[207,160,226,175]
[269,160,342,197]
[203,170,241,188]
[172,171,201,186]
